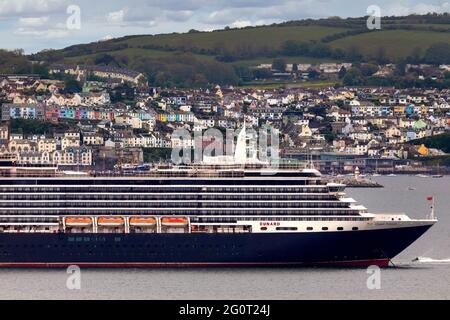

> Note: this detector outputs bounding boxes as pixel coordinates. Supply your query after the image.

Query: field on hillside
[331,29,450,59]
[113,26,349,51]
[63,48,216,65]
[64,48,338,68]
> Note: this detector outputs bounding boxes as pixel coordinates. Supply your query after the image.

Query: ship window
[276,227,298,231]
[322,227,329,231]
[260,227,267,231]
[307,227,313,231]
[352,227,359,231]
[337,227,344,231]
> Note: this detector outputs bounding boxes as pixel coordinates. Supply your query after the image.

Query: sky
[0,0,449,53]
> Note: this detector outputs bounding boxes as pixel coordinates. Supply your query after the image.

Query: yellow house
[385,126,401,138]
[393,106,405,115]
[417,144,429,156]
[299,125,313,137]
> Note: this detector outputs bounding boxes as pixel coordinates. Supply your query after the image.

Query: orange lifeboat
[161,217,189,228]
[97,217,125,227]
[65,217,93,227]
[129,217,157,227]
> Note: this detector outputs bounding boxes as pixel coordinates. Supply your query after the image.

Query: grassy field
[331,29,450,60]
[64,47,340,69]
[113,25,349,52]
[63,48,216,65]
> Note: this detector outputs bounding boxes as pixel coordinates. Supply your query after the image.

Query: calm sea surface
[0,176,449,300]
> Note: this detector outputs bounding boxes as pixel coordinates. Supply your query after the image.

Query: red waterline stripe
[0,259,390,268]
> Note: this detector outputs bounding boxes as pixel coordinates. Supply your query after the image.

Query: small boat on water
[432,175,444,178]
[413,257,450,264]
[408,187,416,191]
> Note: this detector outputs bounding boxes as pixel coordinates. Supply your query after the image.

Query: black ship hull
[0,225,431,267]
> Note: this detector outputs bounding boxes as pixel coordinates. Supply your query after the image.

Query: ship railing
[0,161,311,178]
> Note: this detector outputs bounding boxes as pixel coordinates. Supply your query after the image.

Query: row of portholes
[260,226,360,231]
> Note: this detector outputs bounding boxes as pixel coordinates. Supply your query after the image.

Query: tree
[31,63,49,78]
[253,68,272,79]
[407,47,423,63]
[424,42,450,65]
[308,69,320,79]
[394,59,407,77]
[359,63,378,77]
[346,46,363,62]
[374,47,389,64]
[0,49,32,74]
[281,40,299,56]
[342,68,365,86]
[338,66,347,79]
[64,78,82,93]
[272,58,287,71]
[94,53,116,65]
[233,65,253,81]
[309,43,332,58]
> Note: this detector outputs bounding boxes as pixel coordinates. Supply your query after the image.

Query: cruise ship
[0,129,437,268]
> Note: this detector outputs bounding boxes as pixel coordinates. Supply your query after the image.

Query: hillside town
[0,64,449,174]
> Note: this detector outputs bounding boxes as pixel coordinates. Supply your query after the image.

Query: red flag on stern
[427,196,433,201]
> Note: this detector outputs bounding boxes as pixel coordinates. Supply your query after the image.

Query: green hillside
[31,14,450,87]
[330,29,450,60]
[113,25,348,51]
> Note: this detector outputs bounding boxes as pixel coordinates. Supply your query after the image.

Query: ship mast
[428,197,436,220]
[430,197,436,220]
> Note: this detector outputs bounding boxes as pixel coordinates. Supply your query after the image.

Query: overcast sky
[0,0,449,53]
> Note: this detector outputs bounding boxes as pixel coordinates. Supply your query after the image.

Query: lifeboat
[129,217,157,227]
[97,217,125,227]
[65,217,93,227]
[161,217,189,228]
